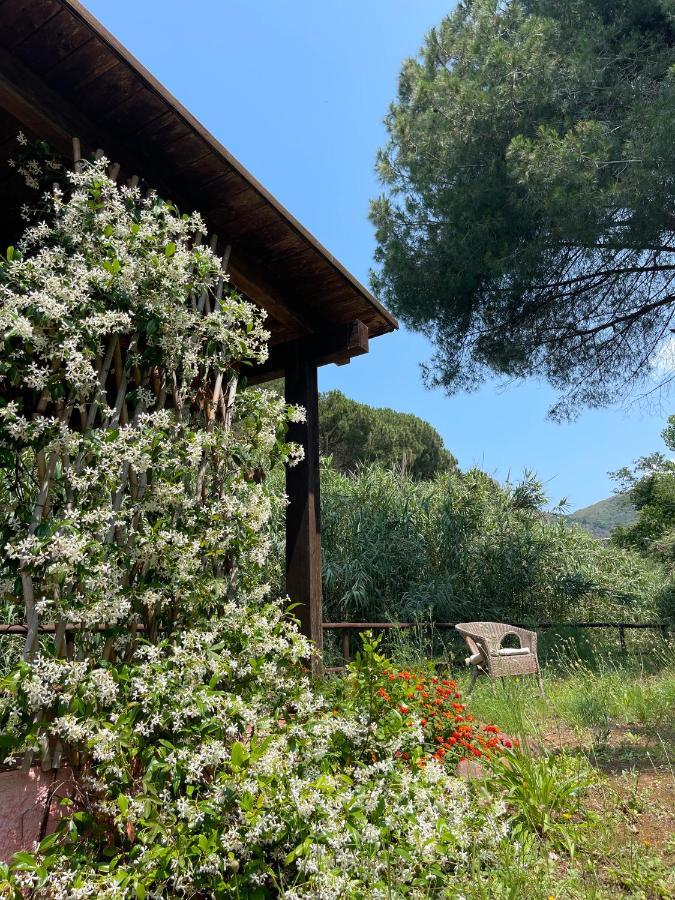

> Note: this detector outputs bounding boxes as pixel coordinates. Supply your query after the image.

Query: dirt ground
[541,720,675,866]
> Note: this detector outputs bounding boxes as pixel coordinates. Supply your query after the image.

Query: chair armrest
[511,626,538,654]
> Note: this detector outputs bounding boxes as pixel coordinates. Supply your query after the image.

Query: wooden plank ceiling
[0,0,397,349]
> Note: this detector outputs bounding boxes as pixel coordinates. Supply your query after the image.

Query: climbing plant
[0,141,509,898]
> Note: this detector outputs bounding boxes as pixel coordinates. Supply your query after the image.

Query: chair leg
[535,671,545,697]
[467,665,478,695]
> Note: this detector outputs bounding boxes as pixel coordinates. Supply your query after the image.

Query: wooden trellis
[10,138,242,770]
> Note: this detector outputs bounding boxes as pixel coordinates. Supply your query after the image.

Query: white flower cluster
[0,143,514,899]
[0,153,301,633]
[4,606,509,898]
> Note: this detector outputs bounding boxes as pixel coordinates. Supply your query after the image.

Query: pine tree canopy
[319,390,457,479]
[370,0,675,418]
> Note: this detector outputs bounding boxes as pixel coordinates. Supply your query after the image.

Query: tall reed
[318,464,668,628]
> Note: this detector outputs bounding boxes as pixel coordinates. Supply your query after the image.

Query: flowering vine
[0,139,512,898]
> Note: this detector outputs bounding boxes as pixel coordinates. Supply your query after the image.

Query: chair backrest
[455,621,534,653]
[456,622,516,640]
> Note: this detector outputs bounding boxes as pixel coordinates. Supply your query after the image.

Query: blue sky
[85,0,670,510]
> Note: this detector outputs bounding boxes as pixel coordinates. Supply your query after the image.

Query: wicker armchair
[455,621,544,695]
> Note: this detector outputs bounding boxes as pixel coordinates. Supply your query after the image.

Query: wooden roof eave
[0,0,397,351]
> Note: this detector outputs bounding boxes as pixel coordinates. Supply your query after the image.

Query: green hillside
[567,494,636,539]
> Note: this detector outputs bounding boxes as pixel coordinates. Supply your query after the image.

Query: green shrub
[319,465,668,628]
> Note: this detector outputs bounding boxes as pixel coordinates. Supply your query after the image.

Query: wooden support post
[285,351,324,675]
[341,629,351,666]
[619,624,626,654]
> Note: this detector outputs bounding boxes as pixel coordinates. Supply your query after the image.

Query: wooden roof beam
[0,47,154,178]
[0,47,94,155]
[245,320,369,385]
[227,251,315,336]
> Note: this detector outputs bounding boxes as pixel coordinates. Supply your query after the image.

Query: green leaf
[230,741,247,769]
[10,851,39,871]
[165,242,177,258]
[284,836,312,866]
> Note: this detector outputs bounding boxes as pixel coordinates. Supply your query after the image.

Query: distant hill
[567,494,636,539]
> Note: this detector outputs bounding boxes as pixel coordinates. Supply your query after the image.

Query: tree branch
[569,294,675,339]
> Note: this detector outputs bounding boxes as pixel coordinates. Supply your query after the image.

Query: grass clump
[488,751,593,843]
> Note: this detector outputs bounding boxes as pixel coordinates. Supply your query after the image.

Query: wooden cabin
[0,0,397,667]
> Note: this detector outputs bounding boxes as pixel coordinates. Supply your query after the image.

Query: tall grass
[319,464,669,628]
[463,640,675,756]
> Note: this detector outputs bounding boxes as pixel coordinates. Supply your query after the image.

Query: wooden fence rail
[321,621,671,669]
[0,620,670,671]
